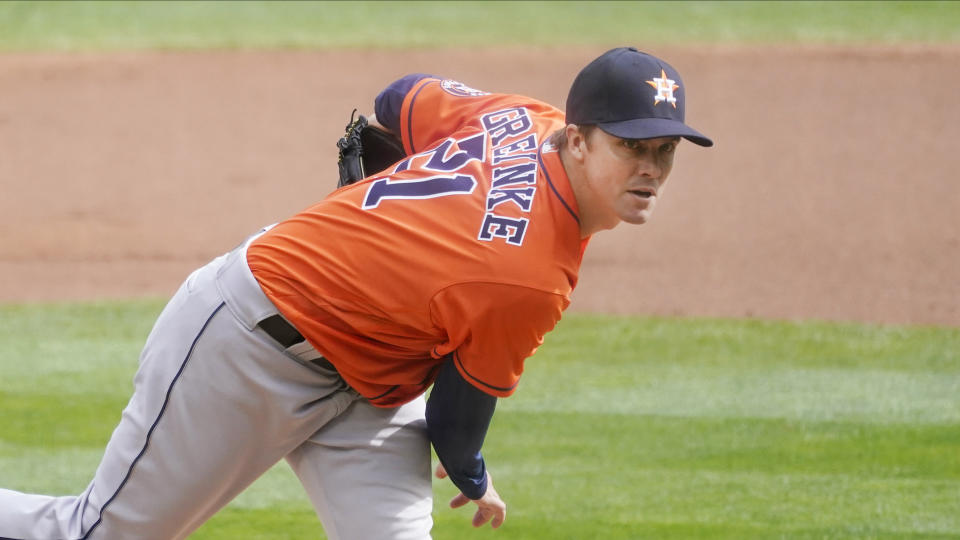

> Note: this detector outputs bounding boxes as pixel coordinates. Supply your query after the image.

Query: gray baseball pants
[0,231,433,539]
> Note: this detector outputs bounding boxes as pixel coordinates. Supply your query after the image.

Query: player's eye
[621,139,643,151]
[659,141,678,154]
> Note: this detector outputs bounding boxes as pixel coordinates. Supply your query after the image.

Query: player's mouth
[629,187,657,199]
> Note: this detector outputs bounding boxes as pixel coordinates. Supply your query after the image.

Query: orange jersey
[247,76,588,407]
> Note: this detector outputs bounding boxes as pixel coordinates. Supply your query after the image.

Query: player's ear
[565,124,587,161]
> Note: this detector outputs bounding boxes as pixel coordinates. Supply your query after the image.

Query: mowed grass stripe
[0,0,958,52]
[541,315,960,372]
[1,301,958,537]
[487,412,960,481]
[512,316,960,425]
[439,468,959,537]
[435,411,960,538]
[509,366,960,424]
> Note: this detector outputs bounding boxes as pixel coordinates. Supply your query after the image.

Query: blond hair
[548,124,597,152]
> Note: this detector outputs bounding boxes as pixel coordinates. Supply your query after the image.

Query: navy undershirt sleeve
[425,356,497,500]
[373,73,436,134]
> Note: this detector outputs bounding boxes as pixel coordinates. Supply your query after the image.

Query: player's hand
[435,463,507,529]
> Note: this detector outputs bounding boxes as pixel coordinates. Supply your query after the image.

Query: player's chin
[619,196,656,225]
[620,208,654,225]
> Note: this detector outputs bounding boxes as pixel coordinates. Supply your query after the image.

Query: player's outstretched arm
[435,463,507,528]
[425,357,506,527]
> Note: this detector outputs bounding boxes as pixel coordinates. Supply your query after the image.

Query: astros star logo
[646,69,679,108]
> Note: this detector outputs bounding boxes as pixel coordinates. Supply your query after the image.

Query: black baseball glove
[336,110,406,188]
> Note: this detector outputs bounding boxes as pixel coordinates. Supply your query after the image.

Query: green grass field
[1,302,958,538]
[0,0,958,51]
[2,1,960,538]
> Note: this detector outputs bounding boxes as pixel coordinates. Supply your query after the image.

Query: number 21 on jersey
[361,132,486,210]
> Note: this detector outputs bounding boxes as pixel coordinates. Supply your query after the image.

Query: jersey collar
[537,140,581,227]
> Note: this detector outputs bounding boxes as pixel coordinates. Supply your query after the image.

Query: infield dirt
[1,46,958,326]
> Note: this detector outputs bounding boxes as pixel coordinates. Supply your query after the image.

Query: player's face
[577,128,679,230]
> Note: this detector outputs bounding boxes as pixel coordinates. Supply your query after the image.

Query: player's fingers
[471,507,506,528]
[468,498,506,528]
[491,508,506,529]
[434,463,448,479]
[472,509,491,528]
[449,493,471,509]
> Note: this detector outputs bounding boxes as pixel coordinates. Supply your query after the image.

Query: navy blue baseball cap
[566,47,713,147]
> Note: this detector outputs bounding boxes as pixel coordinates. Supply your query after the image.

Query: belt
[257,314,305,348]
[213,232,336,373]
[257,314,337,372]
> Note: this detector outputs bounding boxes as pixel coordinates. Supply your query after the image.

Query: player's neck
[559,146,619,239]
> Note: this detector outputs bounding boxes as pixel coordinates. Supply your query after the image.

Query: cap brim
[598,117,713,147]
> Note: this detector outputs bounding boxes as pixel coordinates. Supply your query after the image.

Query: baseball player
[0,47,711,539]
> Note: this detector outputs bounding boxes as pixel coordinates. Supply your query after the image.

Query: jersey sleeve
[429,282,568,397]
[374,73,435,134]
[396,77,525,155]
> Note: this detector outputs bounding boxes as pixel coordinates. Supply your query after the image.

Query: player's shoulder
[420,76,558,112]
[435,78,492,98]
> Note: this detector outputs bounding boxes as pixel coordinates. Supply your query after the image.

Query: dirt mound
[1,46,957,326]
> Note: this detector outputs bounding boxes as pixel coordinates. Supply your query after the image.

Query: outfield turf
[1,302,957,538]
[0,0,958,51]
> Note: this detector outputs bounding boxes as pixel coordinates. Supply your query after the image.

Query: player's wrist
[466,473,489,500]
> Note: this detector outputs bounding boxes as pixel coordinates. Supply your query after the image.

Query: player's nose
[635,154,662,178]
